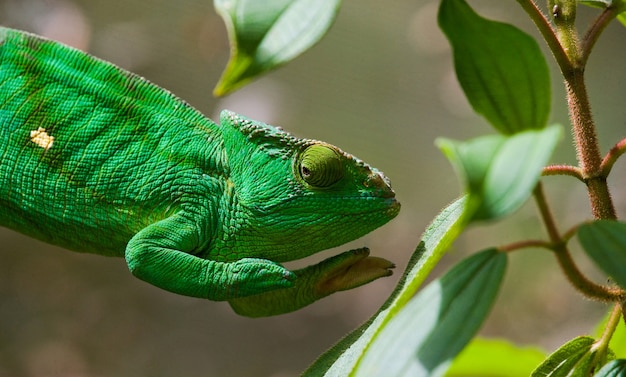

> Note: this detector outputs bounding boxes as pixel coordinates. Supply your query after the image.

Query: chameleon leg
[125,214,296,300]
[228,248,395,317]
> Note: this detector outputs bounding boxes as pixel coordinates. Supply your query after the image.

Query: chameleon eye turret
[297,145,344,189]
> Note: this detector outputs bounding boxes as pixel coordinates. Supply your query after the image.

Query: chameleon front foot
[312,247,395,297]
[217,257,297,298]
[228,248,394,317]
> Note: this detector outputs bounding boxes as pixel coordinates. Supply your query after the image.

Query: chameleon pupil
[301,166,311,177]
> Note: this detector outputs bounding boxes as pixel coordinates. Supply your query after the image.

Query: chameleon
[0,27,400,317]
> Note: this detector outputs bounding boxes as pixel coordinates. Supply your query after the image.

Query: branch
[533,183,623,301]
[498,239,554,253]
[600,137,626,178]
[515,0,573,74]
[581,5,621,66]
[543,164,584,181]
[592,303,623,364]
[533,182,561,243]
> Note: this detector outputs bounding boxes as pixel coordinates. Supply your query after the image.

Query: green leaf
[445,338,546,377]
[437,125,561,222]
[303,197,467,377]
[438,0,551,134]
[578,220,626,290]
[531,336,595,377]
[354,249,507,377]
[213,0,341,96]
[595,360,626,377]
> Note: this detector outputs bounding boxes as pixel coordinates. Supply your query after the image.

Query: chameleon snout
[365,171,396,199]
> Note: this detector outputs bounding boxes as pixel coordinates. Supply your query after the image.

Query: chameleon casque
[0,27,400,317]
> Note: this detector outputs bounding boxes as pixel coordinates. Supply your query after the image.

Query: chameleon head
[220,110,400,261]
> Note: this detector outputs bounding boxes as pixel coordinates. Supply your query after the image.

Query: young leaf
[530,336,595,377]
[437,125,562,222]
[446,338,546,377]
[595,360,626,377]
[438,0,551,134]
[578,220,626,290]
[303,197,467,377]
[354,249,507,377]
[213,0,341,96]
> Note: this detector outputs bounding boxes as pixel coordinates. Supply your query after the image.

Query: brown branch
[581,5,621,66]
[543,164,584,181]
[600,137,626,178]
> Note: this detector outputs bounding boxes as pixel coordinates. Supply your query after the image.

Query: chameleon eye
[297,145,344,188]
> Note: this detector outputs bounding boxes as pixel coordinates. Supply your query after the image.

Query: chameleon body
[0,27,400,317]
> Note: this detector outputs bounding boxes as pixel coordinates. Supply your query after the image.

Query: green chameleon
[0,27,400,317]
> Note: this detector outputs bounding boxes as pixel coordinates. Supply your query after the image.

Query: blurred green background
[0,0,625,376]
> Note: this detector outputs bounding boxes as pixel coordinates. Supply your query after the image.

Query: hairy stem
[515,0,572,73]
[534,183,622,301]
[553,246,622,302]
[601,137,626,178]
[548,0,618,220]
[565,71,617,220]
[564,72,600,172]
[542,164,584,181]
[518,0,618,219]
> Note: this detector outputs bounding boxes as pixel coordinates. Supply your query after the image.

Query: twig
[600,137,626,178]
[581,5,621,66]
[534,183,623,301]
[498,239,554,253]
[514,0,573,74]
[543,164,584,181]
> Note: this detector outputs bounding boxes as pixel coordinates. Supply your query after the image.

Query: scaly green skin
[0,27,400,317]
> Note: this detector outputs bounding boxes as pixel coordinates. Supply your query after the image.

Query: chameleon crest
[0,27,400,317]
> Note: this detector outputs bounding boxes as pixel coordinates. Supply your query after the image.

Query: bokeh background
[0,0,625,376]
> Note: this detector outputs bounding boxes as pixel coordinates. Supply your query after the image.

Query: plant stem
[592,303,622,365]
[561,66,616,220]
[498,239,553,253]
[601,137,626,178]
[518,0,618,220]
[544,0,619,220]
[565,68,617,220]
[533,183,561,244]
[542,164,584,181]
[582,5,621,66]
[554,247,623,302]
[561,222,583,244]
[533,183,623,301]
[522,0,623,310]
[515,0,572,73]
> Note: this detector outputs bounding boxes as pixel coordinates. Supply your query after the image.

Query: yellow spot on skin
[30,127,54,150]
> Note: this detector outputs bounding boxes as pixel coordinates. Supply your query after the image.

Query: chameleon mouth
[364,171,396,199]
[386,197,401,217]
[346,196,400,218]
